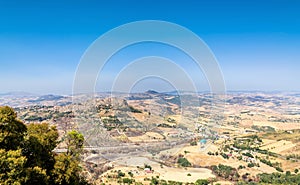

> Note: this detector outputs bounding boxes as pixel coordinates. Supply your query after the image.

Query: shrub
[238,165,245,169]
[242,152,254,158]
[221,153,229,159]
[294,168,299,174]
[247,163,255,168]
[177,157,191,167]
[151,177,159,185]
[123,178,133,184]
[117,170,125,178]
[190,141,197,146]
[128,171,133,177]
[207,151,214,155]
[195,179,209,185]
[275,167,283,172]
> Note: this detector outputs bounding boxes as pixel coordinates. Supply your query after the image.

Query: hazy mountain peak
[145,90,159,94]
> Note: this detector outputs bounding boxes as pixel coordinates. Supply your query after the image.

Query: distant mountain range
[1,90,300,99]
[0,91,38,97]
[27,94,65,103]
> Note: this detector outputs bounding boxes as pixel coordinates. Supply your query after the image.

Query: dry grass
[253,121,300,130]
[260,139,296,153]
[128,132,164,142]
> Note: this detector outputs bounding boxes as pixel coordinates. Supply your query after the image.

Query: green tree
[23,123,58,173]
[0,106,89,185]
[0,106,27,150]
[211,164,239,180]
[66,130,84,158]
[177,157,191,167]
[25,166,49,185]
[52,130,88,185]
[123,177,133,184]
[150,177,159,185]
[51,153,81,185]
[195,179,209,185]
[0,149,26,184]
[27,123,59,150]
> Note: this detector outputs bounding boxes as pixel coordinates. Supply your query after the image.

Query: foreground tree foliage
[0,149,26,184]
[0,106,89,185]
[0,106,27,150]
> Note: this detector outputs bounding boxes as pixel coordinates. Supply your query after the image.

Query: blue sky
[0,0,300,94]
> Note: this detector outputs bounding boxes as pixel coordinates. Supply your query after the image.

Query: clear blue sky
[0,0,300,94]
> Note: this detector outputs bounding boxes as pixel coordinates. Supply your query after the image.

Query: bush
[221,153,229,159]
[122,178,133,184]
[190,141,197,146]
[259,158,273,167]
[177,157,191,167]
[118,170,125,177]
[247,163,255,168]
[184,150,190,154]
[195,179,209,185]
[242,152,254,158]
[238,165,245,169]
[129,106,142,113]
[151,177,159,185]
[128,171,133,177]
[207,151,214,155]
[275,167,283,172]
